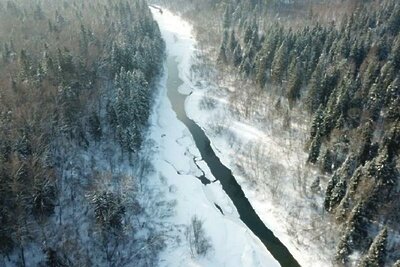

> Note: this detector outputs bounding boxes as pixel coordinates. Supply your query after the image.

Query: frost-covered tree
[320,149,333,173]
[307,132,322,164]
[286,61,303,107]
[186,215,212,257]
[358,227,388,267]
[270,40,288,84]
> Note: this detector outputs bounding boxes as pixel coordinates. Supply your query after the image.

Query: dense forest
[153,0,400,266]
[1,0,399,265]
[0,0,165,265]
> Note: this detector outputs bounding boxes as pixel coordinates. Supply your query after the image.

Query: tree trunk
[20,246,26,267]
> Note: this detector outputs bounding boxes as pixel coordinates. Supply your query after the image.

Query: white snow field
[148,6,280,267]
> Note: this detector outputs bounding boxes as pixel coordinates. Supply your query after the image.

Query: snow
[160,8,340,267]
[184,65,338,266]
[148,6,280,267]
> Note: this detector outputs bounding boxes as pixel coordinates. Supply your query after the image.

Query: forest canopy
[0,0,165,265]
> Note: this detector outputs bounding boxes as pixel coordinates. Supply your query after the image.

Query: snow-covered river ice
[150,6,301,267]
[165,51,300,267]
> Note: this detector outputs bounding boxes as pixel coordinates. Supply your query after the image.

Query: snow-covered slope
[148,6,280,267]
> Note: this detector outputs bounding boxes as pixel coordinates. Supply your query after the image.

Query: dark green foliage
[0,202,14,255]
[387,3,400,35]
[232,44,242,67]
[88,111,102,142]
[270,40,288,84]
[310,105,323,139]
[357,121,374,165]
[217,43,228,64]
[228,30,238,53]
[329,179,347,211]
[111,69,151,152]
[91,191,126,230]
[386,77,400,122]
[33,182,56,217]
[307,132,321,164]
[336,201,370,262]
[390,37,400,69]
[358,228,388,267]
[223,4,232,29]
[45,248,69,267]
[286,61,303,107]
[336,233,351,264]
[0,0,164,260]
[324,173,339,211]
[324,171,348,212]
[320,149,333,173]
[367,147,397,188]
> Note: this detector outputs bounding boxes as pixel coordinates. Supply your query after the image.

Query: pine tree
[366,82,384,122]
[217,44,228,64]
[358,227,388,267]
[336,232,351,264]
[306,62,324,112]
[286,60,303,108]
[336,200,370,263]
[223,4,232,29]
[240,56,252,76]
[218,32,228,64]
[270,40,288,85]
[244,23,253,44]
[367,146,397,201]
[387,3,400,35]
[328,178,347,212]
[88,111,102,142]
[307,131,322,164]
[228,30,238,55]
[357,121,374,165]
[232,43,242,67]
[310,106,324,138]
[390,36,400,69]
[324,172,339,211]
[321,149,333,173]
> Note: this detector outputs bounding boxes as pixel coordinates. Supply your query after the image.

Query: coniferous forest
[0,0,165,265]
[1,0,400,266]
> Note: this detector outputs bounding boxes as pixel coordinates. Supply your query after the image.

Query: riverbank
[148,7,280,267]
[184,55,336,266]
[180,13,338,267]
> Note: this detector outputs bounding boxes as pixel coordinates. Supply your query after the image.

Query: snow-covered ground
[148,6,280,267]
[184,62,339,265]
[156,7,339,267]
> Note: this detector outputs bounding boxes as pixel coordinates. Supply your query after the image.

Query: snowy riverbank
[148,7,280,267]
[175,11,338,267]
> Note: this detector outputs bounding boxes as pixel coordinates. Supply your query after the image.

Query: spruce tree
[286,61,303,108]
[306,62,324,112]
[308,131,322,164]
[310,105,324,138]
[321,149,333,173]
[232,43,242,67]
[270,40,288,85]
[358,227,388,267]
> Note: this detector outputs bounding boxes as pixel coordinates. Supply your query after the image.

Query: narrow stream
[166,55,301,267]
